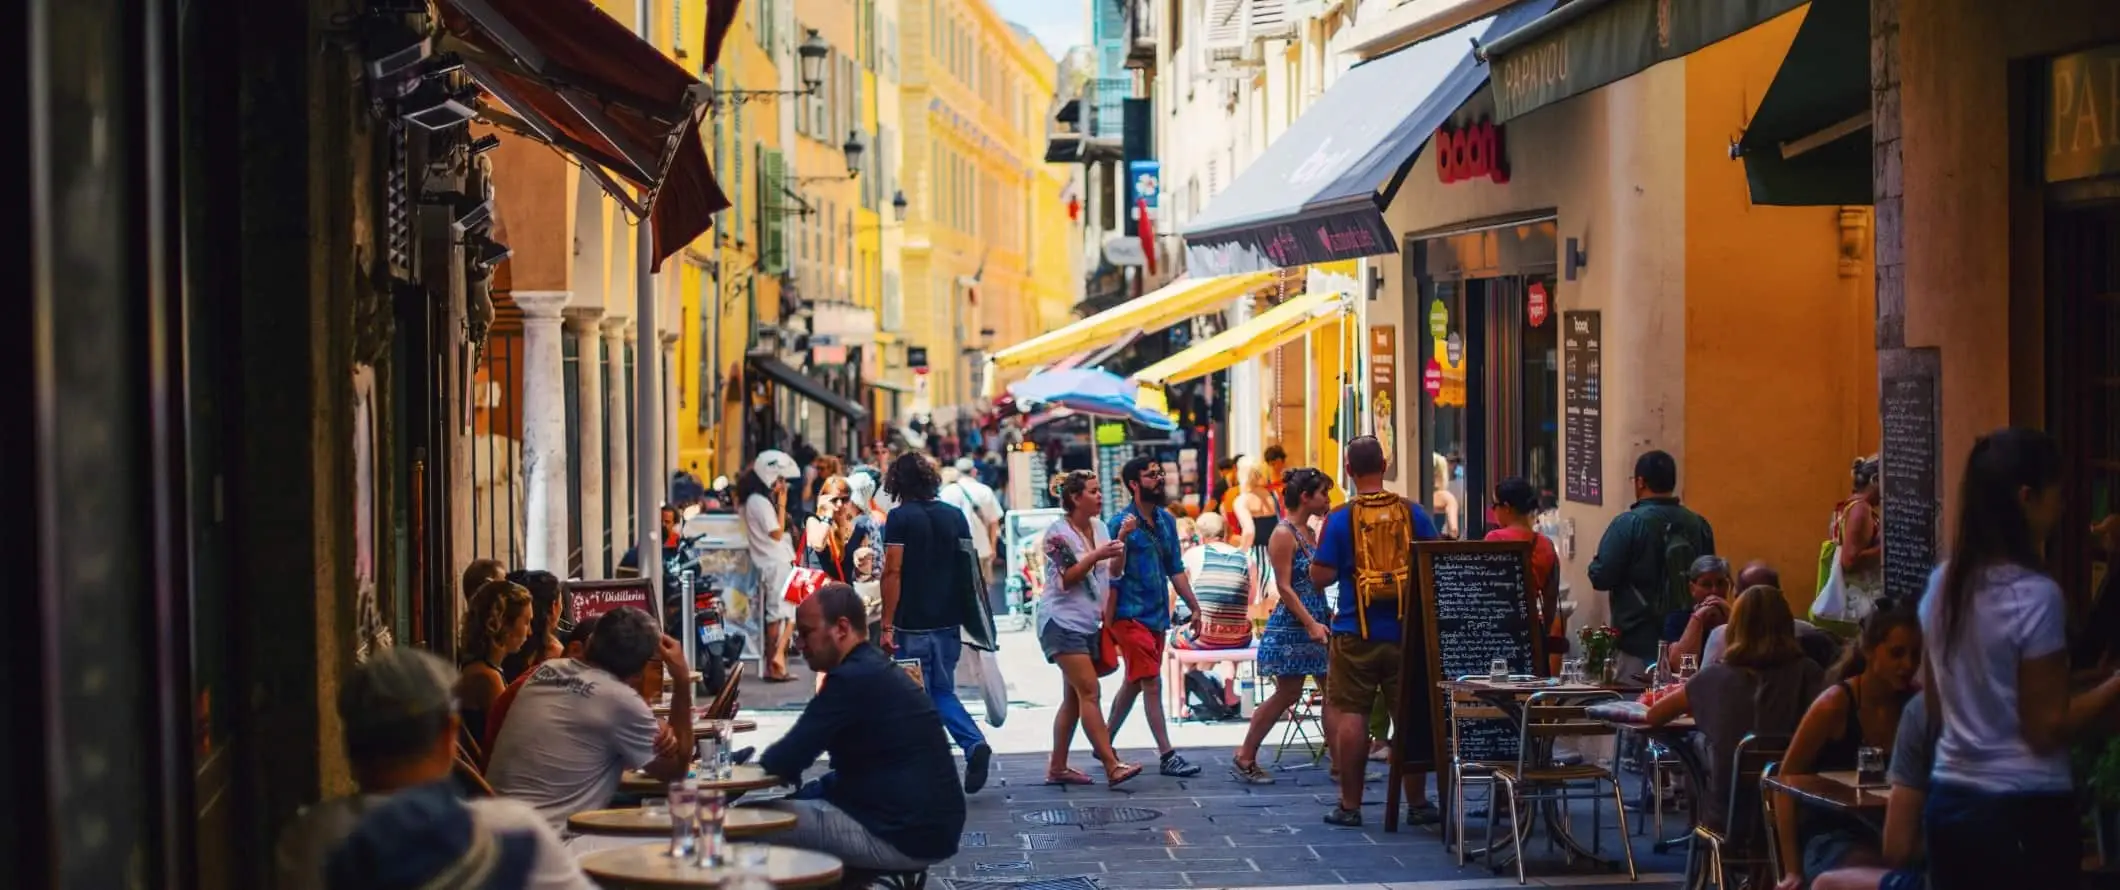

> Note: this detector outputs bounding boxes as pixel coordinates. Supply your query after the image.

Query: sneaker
[1159,751,1202,778]
[1230,761,1275,785]
[1403,803,1442,826]
[1323,807,1363,827]
[964,742,993,794]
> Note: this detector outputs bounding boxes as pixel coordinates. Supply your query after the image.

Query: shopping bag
[1811,542,1848,622]
[782,566,829,604]
[969,647,1009,728]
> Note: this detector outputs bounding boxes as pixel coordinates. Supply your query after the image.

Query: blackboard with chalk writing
[1395,540,1539,771]
[1879,348,1942,602]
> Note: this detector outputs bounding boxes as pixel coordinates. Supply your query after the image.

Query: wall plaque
[2046,45,2120,183]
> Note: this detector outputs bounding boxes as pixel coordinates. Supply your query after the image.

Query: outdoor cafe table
[620,763,781,796]
[568,805,798,838]
[576,842,842,889]
[1587,701,1706,855]
[1763,771,1889,817]
[1439,678,1650,871]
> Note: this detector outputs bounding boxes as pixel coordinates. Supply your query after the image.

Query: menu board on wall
[1395,540,1538,777]
[1880,348,1942,601]
[1562,311,1604,505]
[1370,325,1400,481]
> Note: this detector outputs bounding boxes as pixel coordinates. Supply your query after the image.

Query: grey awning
[749,358,870,421]
[1480,0,1807,122]
[1735,0,1872,206]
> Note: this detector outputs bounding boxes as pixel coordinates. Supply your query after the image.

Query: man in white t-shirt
[485,607,694,825]
[275,647,593,890]
[940,459,1003,564]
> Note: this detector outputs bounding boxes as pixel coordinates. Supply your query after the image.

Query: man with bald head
[1702,561,1838,668]
[1737,560,1779,590]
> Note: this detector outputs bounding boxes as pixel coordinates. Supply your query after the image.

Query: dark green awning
[1482,0,1806,121]
[1736,0,1872,206]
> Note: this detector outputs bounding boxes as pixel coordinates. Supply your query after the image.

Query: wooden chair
[705,661,746,719]
[1485,690,1638,884]
[1692,733,1789,890]
[454,746,496,797]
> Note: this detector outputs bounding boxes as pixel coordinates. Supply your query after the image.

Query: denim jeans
[893,628,985,758]
[1923,780,2077,890]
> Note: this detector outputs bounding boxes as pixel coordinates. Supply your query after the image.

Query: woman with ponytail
[1773,602,1922,882]
[1036,470,1143,788]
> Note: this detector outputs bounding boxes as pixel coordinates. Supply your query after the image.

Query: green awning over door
[1482,0,1807,121]
[1736,0,1872,206]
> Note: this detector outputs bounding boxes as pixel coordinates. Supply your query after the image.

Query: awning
[1132,291,1350,399]
[1734,0,1871,206]
[1179,0,1556,277]
[1480,0,1807,122]
[750,358,871,422]
[986,272,1273,375]
[438,0,732,271]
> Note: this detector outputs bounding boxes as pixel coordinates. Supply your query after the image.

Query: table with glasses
[621,763,782,796]
[1763,771,1890,817]
[576,842,843,889]
[1589,700,1707,855]
[569,805,798,838]
[1440,677,1647,871]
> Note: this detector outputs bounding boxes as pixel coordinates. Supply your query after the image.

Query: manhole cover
[973,862,1033,874]
[1019,806,1164,827]
[942,878,1097,890]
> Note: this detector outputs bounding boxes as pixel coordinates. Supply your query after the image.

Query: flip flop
[1105,762,1143,789]
[1044,767,1093,786]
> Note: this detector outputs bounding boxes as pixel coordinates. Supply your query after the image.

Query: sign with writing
[1396,541,1540,772]
[1527,281,1550,328]
[1446,332,1465,365]
[907,346,929,369]
[1563,311,1604,506]
[2046,46,2120,183]
[1181,206,1400,275]
[1428,299,1450,340]
[1879,348,1942,601]
[1487,0,1807,122]
[1422,359,1444,397]
[1435,119,1511,184]
[1130,159,1162,209]
[568,579,658,625]
[1370,326,1399,481]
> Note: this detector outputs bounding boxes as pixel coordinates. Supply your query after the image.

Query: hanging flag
[1136,198,1157,277]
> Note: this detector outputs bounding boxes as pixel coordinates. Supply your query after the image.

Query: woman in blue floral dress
[1230,467,1336,783]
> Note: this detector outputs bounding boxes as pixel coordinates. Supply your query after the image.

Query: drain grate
[1019,806,1164,827]
[972,862,1033,874]
[960,832,989,848]
[1017,830,1188,850]
[942,878,1097,890]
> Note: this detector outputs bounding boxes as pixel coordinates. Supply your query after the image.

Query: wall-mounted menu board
[1394,540,1539,775]
[1563,311,1604,505]
[1879,348,1941,601]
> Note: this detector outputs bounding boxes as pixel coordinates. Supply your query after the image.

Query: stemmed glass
[665,781,699,858]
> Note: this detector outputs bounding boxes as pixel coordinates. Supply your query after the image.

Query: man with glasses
[1106,456,1206,777]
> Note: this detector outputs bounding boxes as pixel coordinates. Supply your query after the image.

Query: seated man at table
[276,647,593,890]
[1797,693,1933,890]
[485,606,693,825]
[751,583,966,872]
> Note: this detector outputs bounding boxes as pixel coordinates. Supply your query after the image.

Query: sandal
[1045,767,1093,786]
[1105,762,1143,788]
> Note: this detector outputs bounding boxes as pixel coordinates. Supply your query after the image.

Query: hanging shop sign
[1445,332,1465,365]
[1527,281,1550,327]
[1423,359,1445,397]
[1369,326,1399,481]
[2046,45,2120,183]
[1428,299,1450,340]
[907,346,930,369]
[1130,160,1162,209]
[1435,119,1510,184]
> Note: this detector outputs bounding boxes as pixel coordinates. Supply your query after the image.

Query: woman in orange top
[1484,476,1561,675]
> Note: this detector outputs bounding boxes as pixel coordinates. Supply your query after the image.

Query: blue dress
[1257,532,1329,678]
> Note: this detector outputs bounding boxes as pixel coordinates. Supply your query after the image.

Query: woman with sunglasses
[805,476,879,587]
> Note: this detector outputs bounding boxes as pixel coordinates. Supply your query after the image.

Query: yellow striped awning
[1131,291,1350,405]
[986,272,1274,375]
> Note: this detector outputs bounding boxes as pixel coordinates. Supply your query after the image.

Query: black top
[882,500,970,633]
[807,516,880,585]
[759,643,966,861]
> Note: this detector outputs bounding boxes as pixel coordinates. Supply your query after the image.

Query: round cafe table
[576,842,843,889]
[620,763,781,796]
[568,806,797,838]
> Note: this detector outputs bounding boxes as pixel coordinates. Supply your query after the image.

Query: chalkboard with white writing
[1879,348,1942,602]
[1395,540,1539,774]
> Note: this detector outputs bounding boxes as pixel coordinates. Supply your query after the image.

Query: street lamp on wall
[891,190,909,223]
[703,29,829,113]
[794,128,868,183]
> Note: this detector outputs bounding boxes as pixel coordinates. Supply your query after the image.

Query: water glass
[692,788,728,867]
[708,720,734,779]
[665,782,699,858]
[696,735,720,779]
[1856,746,1886,786]
[1561,658,1582,685]
[1488,657,1511,683]
[1677,654,1699,681]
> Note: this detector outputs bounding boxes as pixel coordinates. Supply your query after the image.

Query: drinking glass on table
[1488,657,1511,684]
[692,788,728,867]
[696,734,720,780]
[1676,654,1699,682]
[707,720,734,779]
[666,781,699,858]
[1856,746,1887,787]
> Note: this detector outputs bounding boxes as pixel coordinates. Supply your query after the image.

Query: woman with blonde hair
[1231,456,1282,607]
[456,579,535,749]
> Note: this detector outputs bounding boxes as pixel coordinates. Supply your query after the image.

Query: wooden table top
[1441,678,1647,695]
[568,805,797,838]
[576,842,843,889]
[620,763,781,796]
[1764,772,1889,814]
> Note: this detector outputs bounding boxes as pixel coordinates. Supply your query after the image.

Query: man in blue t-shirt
[1310,436,1440,827]
[1106,456,1205,777]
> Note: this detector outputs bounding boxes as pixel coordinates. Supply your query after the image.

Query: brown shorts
[1326,633,1400,714]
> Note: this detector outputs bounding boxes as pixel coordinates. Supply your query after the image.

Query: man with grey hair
[274,646,592,889]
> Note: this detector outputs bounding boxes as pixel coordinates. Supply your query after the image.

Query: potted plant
[1578,624,1621,684]
[2078,736,2120,869]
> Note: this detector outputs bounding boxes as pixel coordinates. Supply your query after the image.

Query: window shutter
[1203,0,1246,61]
[758,149,787,275]
[1248,0,1294,41]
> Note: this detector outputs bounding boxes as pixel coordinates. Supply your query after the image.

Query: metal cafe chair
[1485,689,1638,885]
[1273,679,1328,765]
[1448,675,1517,865]
[1691,733,1789,890]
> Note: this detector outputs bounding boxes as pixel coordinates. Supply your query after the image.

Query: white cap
[752,450,801,483]
[954,457,976,472]
[845,472,877,509]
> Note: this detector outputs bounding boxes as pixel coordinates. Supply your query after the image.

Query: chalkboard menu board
[1563,311,1604,506]
[1880,348,1942,601]
[1395,540,1539,772]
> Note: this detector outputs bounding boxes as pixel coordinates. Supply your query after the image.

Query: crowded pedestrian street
[13,0,2120,888]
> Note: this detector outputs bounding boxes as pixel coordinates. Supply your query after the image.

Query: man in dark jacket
[753,584,965,871]
[1587,450,1716,672]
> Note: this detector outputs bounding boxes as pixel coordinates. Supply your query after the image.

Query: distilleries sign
[1485,0,1807,121]
[2047,44,2120,183]
[1879,349,1941,601]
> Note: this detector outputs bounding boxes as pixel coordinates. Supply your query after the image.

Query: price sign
[1527,281,1550,328]
[1422,359,1444,397]
[1445,332,1464,365]
[1428,300,1449,340]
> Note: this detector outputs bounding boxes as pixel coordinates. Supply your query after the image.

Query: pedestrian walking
[877,452,994,793]
[1104,456,1206,778]
[1230,467,1336,784]
[1036,470,1142,788]
[1587,449,1716,678]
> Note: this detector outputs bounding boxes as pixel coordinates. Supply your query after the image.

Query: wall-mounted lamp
[891,190,909,223]
[795,128,868,183]
[704,30,829,113]
[1564,236,1589,281]
[1366,265,1385,301]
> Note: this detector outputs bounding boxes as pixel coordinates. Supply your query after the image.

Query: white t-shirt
[275,793,593,890]
[745,492,796,600]
[1038,518,1115,634]
[485,658,662,824]
[940,478,1003,559]
[1919,562,2072,793]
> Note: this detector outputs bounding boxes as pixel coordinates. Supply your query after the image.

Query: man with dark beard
[1105,456,1206,777]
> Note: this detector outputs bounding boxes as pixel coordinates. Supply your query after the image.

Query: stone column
[515,290,572,575]
[602,315,633,559]
[566,307,606,578]
[661,331,681,485]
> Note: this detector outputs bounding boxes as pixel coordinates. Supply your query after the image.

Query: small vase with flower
[1578,625,1621,685]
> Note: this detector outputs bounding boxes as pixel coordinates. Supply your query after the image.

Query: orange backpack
[1348,491,1416,638]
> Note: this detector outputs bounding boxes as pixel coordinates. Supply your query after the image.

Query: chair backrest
[1512,690,1621,773]
[1722,733,1790,847]
[705,661,746,719]
[1447,676,1515,766]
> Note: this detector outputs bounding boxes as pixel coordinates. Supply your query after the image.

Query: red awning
[438,0,739,270]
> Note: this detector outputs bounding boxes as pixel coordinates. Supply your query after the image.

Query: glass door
[2047,204,2119,623]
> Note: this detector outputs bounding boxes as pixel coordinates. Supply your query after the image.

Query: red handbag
[1093,626,1122,678]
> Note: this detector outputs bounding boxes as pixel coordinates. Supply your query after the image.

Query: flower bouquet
[1578,624,1620,685]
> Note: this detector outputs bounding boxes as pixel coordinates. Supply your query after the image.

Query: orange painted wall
[1681,6,1878,610]
[486,136,575,294]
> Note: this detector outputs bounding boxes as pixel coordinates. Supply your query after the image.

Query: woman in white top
[1037,469,1143,789]
[741,450,803,681]
[1919,428,2120,890]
